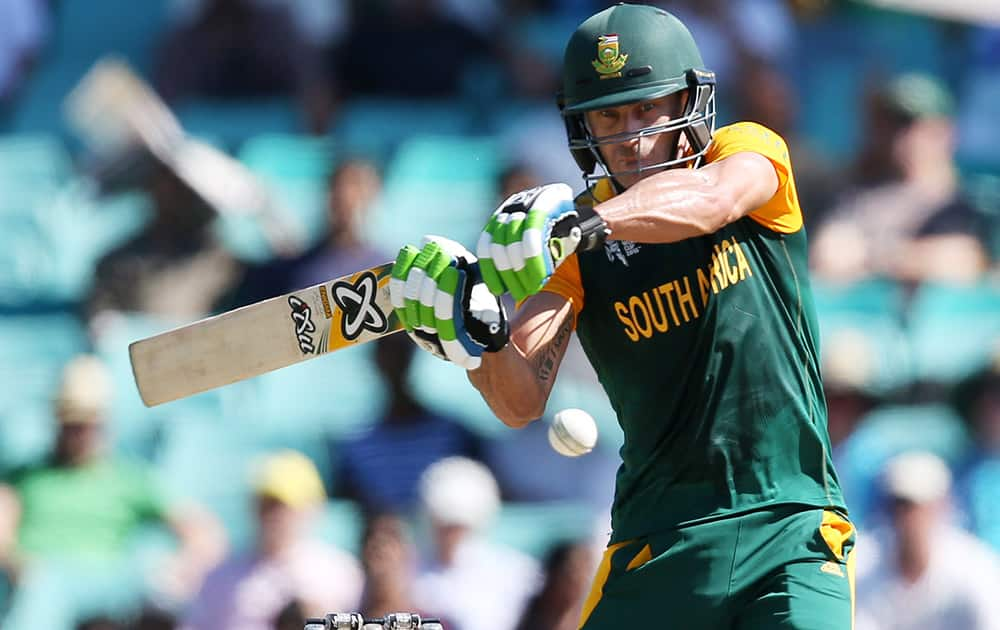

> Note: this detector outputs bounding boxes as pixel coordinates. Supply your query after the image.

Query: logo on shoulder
[820,561,845,577]
[592,34,628,79]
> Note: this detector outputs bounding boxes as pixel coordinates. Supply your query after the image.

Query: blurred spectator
[855,451,1000,630]
[954,354,1000,552]
[436,0,501,37]
[357,511,458,627]
[0,356,225,630]
[272,600,307,630]
[483,411,617,507]
[513,540,596,630]
[359,513,416,619]
[412,457,540,630]
[662,0,794,101]
[76,607,176,630]
[0,0,46,112]
[330,334,483,513]
[333,0,489,98]
[229,158,386,306]
[88,164,238,323]
[733,57,842,230]
[181,450,363,630]
[167,0,350,50]
[154,0,332,133]
[812,73,991,285]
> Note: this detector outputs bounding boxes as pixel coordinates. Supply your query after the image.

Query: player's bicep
[705,152,780,221]
[511,291,575,397]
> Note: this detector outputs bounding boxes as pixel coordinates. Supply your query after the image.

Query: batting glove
[389,236,508,370]
[477,183,610,301]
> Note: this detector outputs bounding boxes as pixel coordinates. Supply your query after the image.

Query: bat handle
[547,215,584,263]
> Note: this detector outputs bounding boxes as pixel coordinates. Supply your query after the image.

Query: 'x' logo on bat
[331,271,389,341]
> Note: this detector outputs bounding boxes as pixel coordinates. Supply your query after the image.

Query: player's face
[584,92,689,189]
[56,421,102,465]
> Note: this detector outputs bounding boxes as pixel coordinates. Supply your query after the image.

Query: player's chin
[612,169,641,190]
[615,166,652,188]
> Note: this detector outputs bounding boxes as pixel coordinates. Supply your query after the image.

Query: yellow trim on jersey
[704,122,803,234]
[625,543,653,571]
[542,253,584,320]
[578,540,632,628]
[591,178,616,204]
[819,510,854,560]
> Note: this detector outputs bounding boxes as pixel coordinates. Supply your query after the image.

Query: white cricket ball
[548,408,598,457]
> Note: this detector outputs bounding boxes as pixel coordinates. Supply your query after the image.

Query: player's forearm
[468,294,575,428]
[468,345,548,428]
[596,167,737,243]
[595,153,777,243]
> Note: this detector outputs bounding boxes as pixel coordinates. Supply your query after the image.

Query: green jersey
[6,457,170,560]
[544,122,845,542]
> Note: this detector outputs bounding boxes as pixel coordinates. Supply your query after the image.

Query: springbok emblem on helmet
[592,34,628,79]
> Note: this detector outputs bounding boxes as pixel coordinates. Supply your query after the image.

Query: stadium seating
[313,499,366,556]
[156,414,259,550]
[0,310,88,471]
[962,459,1000,552]
[0,135,73,189]
[811,278,912,392]
[175,99,301,149]
[92,311,223,459]
[487,501,600,558]
[6,0,169,137]
[364,135,502,254]
[837,404,971,527]
[215,133,337,262]
[906,281,1000,383]
[331,100,477,165]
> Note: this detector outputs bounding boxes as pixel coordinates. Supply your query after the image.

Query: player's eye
[598,109,617,119]
[640,102,656,112]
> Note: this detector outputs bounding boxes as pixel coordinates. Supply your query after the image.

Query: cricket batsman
[390,4,854,628]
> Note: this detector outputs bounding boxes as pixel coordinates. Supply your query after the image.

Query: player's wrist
[548,203,610,265]
[571,204,611,252]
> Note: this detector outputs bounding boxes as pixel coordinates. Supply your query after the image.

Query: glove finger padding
[478,183,580,300]
[390,236,508,370]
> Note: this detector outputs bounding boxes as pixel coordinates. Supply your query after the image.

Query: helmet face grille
[563,71,717,189]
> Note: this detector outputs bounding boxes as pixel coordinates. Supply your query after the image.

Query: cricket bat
[130,262,402,407]
[64,57,302,254]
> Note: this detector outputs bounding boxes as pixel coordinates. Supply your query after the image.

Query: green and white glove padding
[389,236,509,370]
[477,183,609,301]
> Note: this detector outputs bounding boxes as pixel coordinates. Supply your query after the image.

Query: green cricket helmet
[559,3,716,188]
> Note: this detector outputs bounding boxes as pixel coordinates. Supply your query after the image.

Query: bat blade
[129,262,402,407]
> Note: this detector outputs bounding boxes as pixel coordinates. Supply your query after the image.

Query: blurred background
[0,0,999,629]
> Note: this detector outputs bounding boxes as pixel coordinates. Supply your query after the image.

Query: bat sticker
[287,295,317,354]
[332,271,389,340]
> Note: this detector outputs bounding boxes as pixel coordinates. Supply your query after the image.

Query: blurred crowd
[1,0,1000,629]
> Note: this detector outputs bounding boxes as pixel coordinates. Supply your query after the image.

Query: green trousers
[579,506,856,629]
